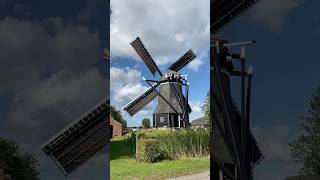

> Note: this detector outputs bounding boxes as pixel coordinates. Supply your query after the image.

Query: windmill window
[160,117,164,122]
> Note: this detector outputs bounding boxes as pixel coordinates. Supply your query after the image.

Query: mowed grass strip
[110,134,209,180]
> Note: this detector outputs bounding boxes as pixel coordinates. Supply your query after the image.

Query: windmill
[210,0,263,180]
[123,37,196,128]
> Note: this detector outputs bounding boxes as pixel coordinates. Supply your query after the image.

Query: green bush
[159,129,210,159]
[136,138,164,163]
[136,128,210,162]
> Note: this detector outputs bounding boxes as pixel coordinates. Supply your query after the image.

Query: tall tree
[201,91,210,118]
[141,118,151,129]
[110,105,127,129]
[0,138,39,180]
[289,87,320,179]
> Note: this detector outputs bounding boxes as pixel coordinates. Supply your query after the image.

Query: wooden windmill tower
[124,37,195,128]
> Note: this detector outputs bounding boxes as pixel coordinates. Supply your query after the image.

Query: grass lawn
[110,134,209,180]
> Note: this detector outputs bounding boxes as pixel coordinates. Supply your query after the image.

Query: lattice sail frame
[41,99,110,175]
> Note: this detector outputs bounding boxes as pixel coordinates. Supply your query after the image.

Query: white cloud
[110,66,150,111]
[135,109,152,117]
[189,101,203,113]
[110,0,209,66]
[110,66,142,90]
[188,58,205,72]
[253,125,295,161]
[0,17,106,142]
[9,69,108,127]
[251,0,302,33]
[114,83,148,105]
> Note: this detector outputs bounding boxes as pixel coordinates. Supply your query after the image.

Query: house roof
[191,117,210,126]
[110,117,122,126]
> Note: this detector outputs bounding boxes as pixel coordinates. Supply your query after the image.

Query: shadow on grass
[110,137,134,160]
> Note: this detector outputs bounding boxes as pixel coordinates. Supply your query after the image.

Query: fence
[130,130,137,155]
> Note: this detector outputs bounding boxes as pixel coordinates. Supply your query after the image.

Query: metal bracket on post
[185,80,189,126]
[240,47,246,59]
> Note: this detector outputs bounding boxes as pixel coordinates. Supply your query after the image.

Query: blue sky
[110,0,210,127]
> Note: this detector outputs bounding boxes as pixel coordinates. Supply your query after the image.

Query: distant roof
[191,117,210,126]
[110,117,122,126]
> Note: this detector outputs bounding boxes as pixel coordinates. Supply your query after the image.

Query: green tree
[289,87,320,179]
[141,118,151,129]
[110,105,127,129]
[0,138,39,180]
[201,91,210,118]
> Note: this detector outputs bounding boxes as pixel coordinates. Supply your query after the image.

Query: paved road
[166,171,210,180]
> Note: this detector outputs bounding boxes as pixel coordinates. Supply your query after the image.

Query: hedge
[136,138,164,163]
[135,129,210,163]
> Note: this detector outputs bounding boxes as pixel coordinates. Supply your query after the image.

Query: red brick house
[110,117,122,138]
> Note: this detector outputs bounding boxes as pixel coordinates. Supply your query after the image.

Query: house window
[159,117,164,123]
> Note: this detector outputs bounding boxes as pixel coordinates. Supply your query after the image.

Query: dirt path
[166,171,210,180]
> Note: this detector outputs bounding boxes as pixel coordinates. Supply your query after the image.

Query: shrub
[158,128,210,159]
[136,138,164,163]
[136,128,210,162]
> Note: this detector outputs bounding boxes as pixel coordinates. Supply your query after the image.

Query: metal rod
[240,47,247,180]
[246,66,253,180]
[146,79,161,83]
[185,81,189,126]
[223,40,256,47]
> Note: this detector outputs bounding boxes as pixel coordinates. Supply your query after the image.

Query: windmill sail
[124,84,159,116]
[211,0,258,33]
[168,49,196,72]
[130,37,162,76]
[41,99,110,175]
